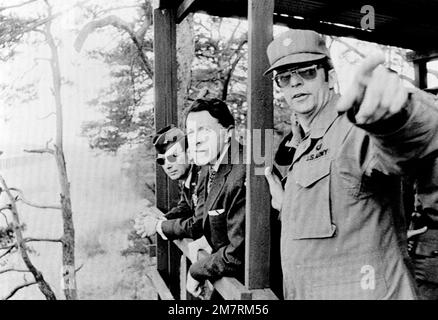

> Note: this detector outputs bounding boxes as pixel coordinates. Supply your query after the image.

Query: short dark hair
[185,98,235,129]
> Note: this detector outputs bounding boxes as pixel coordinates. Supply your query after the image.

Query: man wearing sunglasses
[134,125,199,237]
[263,29,438,299]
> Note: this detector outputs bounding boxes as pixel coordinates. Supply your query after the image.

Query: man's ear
[328,69,337,90]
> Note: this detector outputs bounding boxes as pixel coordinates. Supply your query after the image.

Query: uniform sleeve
[160,209,204,240]
[348,89,438,175]
[161,170,207,240]
[164,190,192,220]
[188,178,245,282]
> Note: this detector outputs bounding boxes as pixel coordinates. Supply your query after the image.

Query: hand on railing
[186,271,202,298]
[186,271,214,300]
[134,213,165,238]
[187,236,212,263]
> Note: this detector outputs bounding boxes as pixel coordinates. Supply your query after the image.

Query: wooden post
[179,255,188,300]
[245,0,274,290]
[413,59,428,89]
[153,6,181,297]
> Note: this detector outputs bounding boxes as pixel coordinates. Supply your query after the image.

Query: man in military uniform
[264,29,438,299]
[134,125,199,237]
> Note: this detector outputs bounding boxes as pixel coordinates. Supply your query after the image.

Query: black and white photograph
[1,0,438,305]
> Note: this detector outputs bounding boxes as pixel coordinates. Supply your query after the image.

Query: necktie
[207,167,216,194]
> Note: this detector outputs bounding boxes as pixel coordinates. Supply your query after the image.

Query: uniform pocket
[291,159,336,239]
[335,155,362,197]
[295,158,330,187]
[307,252,389,300]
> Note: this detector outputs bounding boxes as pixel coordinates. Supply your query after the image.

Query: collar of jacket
[184,164,195,189]
[288,94,342,167]
[211,141,231,173]
[204,141,243,182]
[203,143,244,211]
[308,93,342,140]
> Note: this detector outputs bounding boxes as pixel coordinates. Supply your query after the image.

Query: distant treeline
[0,155,51,170]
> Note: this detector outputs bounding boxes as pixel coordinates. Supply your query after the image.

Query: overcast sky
[0,0,139,156]
[1,0,437,157]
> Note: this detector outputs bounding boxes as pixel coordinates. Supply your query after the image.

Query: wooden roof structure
[162,0,438,55]
[152,0,438,300]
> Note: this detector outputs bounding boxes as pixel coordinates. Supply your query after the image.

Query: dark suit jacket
[188,144,247,282]
[160,165,201,240]
[163,164,199,221]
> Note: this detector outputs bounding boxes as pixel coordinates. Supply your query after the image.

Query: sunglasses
[156,153,179,166]
[273,64,322,88]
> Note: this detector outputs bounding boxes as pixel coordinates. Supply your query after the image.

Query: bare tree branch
[0,175,56,300]
[135,2,152,44]
[135,19,150,45]
[74,14,153,78]
[22,137,55,154]
[17,14,60,36]
[145,181,155,196]
[23,237,63,244]
[222,35,247,100]
[0,245,16,258]
[2,281,37,300]
[196,87,210,99]
[224,21,242,53]
[75,263,84,274]
[0,205,11,211]
[23,148,55,155]
[1,209,10,224]
[8,187,61,210]
[37,112,56,120]
[0,268,31,275]
[0,0,38,12]
[6,0,91,38]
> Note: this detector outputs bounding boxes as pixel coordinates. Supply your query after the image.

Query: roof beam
[407,49,438,62]
[176,0,198,23]
[158,0,182,9]
[273,14,428,51]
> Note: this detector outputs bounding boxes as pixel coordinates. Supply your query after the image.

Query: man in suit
[183,98,247,297]
[135,99,246,297]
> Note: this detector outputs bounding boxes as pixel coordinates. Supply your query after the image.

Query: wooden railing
[425,87,438,95]
[146,206,278,300]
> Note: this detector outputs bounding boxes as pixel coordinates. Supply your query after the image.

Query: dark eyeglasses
[156,153,178,166]
[273,64,321,88]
